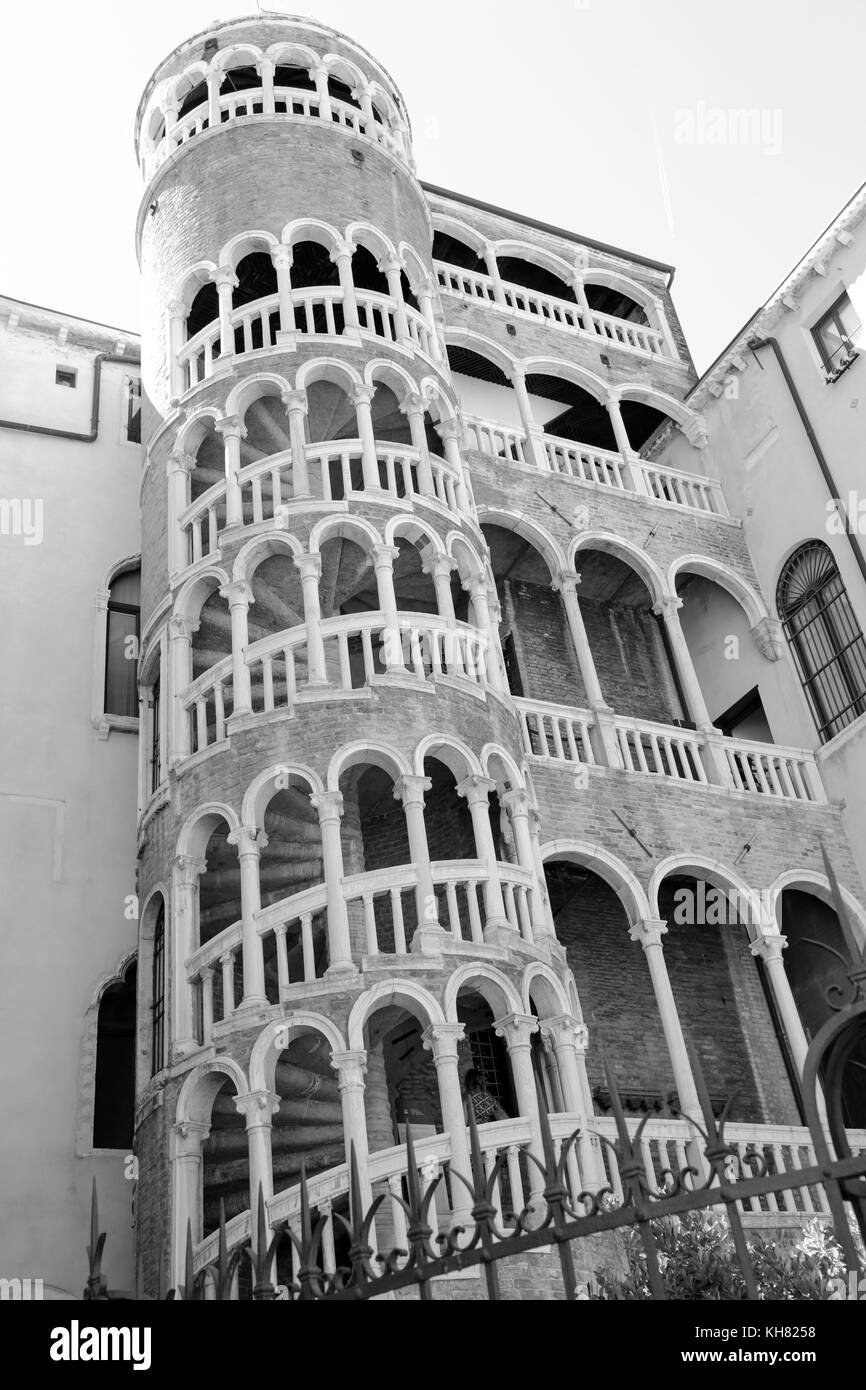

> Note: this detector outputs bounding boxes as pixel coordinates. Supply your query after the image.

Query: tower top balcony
[135,13,414,187]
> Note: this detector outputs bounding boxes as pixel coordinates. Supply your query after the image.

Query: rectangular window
[812,292,861,377]
[125,377,142,444]
[55,367,77,388]
[149,680,161,794]
[105,568,141,719]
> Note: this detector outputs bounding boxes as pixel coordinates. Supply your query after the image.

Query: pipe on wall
[0,353,142,443]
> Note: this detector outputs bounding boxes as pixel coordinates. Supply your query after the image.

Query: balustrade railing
[434,261,669,358]
[258,884,330,1002]
[187,921,243,1043]
[516,698,597,766]
[463,414,528,465]
[614,716,708,784]
[544,435,627,488]
[183,658,234,753]
[722,736,827,803]
[638,460,729,515]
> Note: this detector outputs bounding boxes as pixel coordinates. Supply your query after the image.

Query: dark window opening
[187,281,218,340]
[525,373,618,452]
[290,240,340,291]
[432,231,487,274]
[714,685,772,742]
[777,540,866,742]
[620,400,670,452]
[502,631,524,696]
[446,345,510,386]
[105,568,141,719]
[496,255,576,303]
[126,378,142,444]
[327,76,361,112]
[178,80,207,119]
[812,291,861,378]
[274,64,316,92]
[56,367,77,388]
[584,284,649,324]
[351,244,390,297]
[151,906,165,1076]
[93,962,137,1149]
[149,679,161,794]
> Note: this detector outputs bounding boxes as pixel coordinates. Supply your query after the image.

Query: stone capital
[629,918,668,950]
[603,389,622,408]
[456,773,496,805]
[271,244,293,271]
[398,392,425,417]
[750,931,788,963]
[421,1022,466,1061]
[294,552,322,582]
[551,569,579,596]
[227,825,269,856]
[172,1119,211,1155]
[167,450,198,476]
[433,417,461,443]
[219,578,253,608]
[751,616,785,662]
[539,1014,584,1051]
[233,1089,280,1125]
[169,614,198,641]
[329,1049,367,1088]
[493,1012,538,1048]
[173,853,207,884]
[372,543,400,569]
[652,596,683,619]
[378,255,403,276]
[310,789,344,823]
[280,389,307,416]
[329,239,354,263]
[501,787,532,820]
[211,265,239,290]
[352,386,374,407]
[462,573,490,599]
[168,298,187,319]
[421,554,457,580]
[393,774,432,808]
[214,414,246,441]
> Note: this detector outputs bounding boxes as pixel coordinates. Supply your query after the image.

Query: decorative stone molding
[629,918,668,950]
[750,617,785,662]
[683,416,709,448]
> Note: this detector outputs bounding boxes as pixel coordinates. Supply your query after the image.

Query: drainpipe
[749,336,866,591]
[0,353,141,442]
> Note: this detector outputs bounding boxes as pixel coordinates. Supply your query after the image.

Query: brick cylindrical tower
[133,14,579,1296]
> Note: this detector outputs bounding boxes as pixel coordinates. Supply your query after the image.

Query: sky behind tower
[3,0,864,372]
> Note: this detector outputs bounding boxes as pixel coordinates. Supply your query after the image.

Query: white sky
[3,0,864,372]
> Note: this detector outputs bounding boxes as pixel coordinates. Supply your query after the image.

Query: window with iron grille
[468,1029,511,1109]
[125,377,142,443]
[149,679,161,794]
[151,903,165,1076]
[812,291,861,379]
[105,567,140,718]
[777,540,866,741]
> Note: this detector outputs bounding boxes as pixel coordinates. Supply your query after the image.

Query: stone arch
[176,802,240,862]
[265,40,319,70]
[648,853,764,935]
[522,962,573,1018]
[249,1013,347,1094]
[308,512,381,554]
[210,42,264,76]
[294,356,363,394]
[476,506,566,580]
[364,357,418,403]
[431,214,488,258]
[445,531,486,581]
[232,531,304,586]
[669,554,768,628]
[321,52,369,94]
[582,268,658,316]
[242,762,324,831]
[520,354,609,403]
[541,839,650,925]
[174,406,222,457]
[224,372,290,421]
[569,530,667,606]
[412,733,482,781]
[480,744,527,790]
[326,739,412,791]
[419,377,457,423]
[444,325,518,377]
[173,566,231,626]
[171,262,219,313]
[280,217,342,254]
[443,962,523,1023]
[175,1057,249,1128]
[616,383,700,434]
[398,241,430,293]
[345,221,396,265]
[164,61,210,111]
[767,870,866,940]
[385,514,444,557]
[492,240,576,284]
[219,229,280,273]
[348,979,445,1050]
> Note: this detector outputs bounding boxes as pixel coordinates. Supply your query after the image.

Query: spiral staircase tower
[133,14,585,1295]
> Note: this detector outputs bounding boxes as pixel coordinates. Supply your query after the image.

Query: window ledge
[92,714,139,740]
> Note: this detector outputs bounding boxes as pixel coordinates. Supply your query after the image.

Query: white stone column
[541,1017,605,1187]
[422,1023,473,1228]
[482,243,507,305]
[215,414,246,527]
[651,296,680,361]
[167,451,197,575]
[434,419,472,513]
[550,571,620,766]
[331,239,361,336]
[416,277,442,360]
[330,1050,372,1214]
[393,776,444,947]
[652,598,732,787]
[258,54,276,114]
[227,825,268,1006]
[206,69,223,127]
[168,299,187,400]
[494,1013,545,1199]
[463,573,500,687]
[353,81,376,128]
[604,392,648,494]
[456,775,511,939]
[510,367,549,470]
[568,271,594,331]
[294,553,329,687]
[529,807,557,938]
[629,919,701,1121]
[310,62,333,120]
[381,256,412,345]
[352,387,383,492]
[751,930,827,1122]
[219,579,253,716]
[172,854,207,1051]
[282,389,309,497]
[234,1090,280,1216]
[171,1120,210,1286]
[271,245,296,345]
[424,554,457,623]
[502,789,547,938]
[372,544,405,672]
[212,266,238,361]
[310,792,356,976]
[401,395,436,497]
[168,615,196,762]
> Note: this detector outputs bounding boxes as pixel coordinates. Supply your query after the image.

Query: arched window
[151,904,166,1076]
[93,960,137,1149]
[777,540,866,742]
[105,566,141,719]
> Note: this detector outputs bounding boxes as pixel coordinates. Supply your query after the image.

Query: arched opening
[105,565,140,719]
[351,244,390,298]
[201,1077,248,1233]
[232,253,279,351]
[189,420,224,521]
[290,241,342,335]
[456,991,515,1115]
[246,551,305,706]
[777,540,866,743]
[240,393,292,463]
[271,1031,344,1197]
[584,282,649,324]
[273,64,317,111]
[198,818,240,949]
[660,873,800,1124]
[338,759,410,955]
[780,888,866,1125]
[496,254,576,305]
[258,778,328,996]
[621,398,680,454]
[150,903,166,1077]
[306,379,358,445]
[525,373,616,453]
[676,571,773,740]
[446,345,517,432]
[93,960,137,1149]
[218,63,262,115]
[482,523,580,704]
[432,231,487,274]
[177,77,208,121]
[575,549,684,724]
[326,73,362,113]
[544,858,674,1115]
[187,280,218,341]
[192,587,232,680]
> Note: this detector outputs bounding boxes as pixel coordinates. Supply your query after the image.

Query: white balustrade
[516,699,597,766]
[638,461,729,515]
[498,863,537,943]
[434,261,668,359]
[463,414,529,465]
[544,435,627,488]
[614,716,707,784]
[723,738,827,804]
[257,883,330,999]
[181,658,234,752]
[186,921,243,1043]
